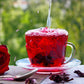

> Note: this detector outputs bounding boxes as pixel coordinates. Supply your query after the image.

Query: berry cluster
[31,54,53,67]
[49,73,73,83]
[74,70,84,77]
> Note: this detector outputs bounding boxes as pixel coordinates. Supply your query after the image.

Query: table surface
[0,65,84,84]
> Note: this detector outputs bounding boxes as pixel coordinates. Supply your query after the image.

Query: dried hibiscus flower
[25,78,37,84]
[49,73,73,83]
[74,70,84,77]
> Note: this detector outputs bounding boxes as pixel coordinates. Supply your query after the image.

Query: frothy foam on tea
[25,27,68,36]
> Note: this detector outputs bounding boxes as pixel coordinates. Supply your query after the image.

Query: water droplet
[14,56,16,62]
[35,1,39,4]
[16,29,19,32]
[65,0,71,8]
[30,19,32,22]
[37,10,39,14]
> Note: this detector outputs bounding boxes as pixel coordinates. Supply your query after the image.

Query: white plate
[16,58,81,74]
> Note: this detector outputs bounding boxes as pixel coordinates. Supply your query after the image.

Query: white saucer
[16,57,81,74]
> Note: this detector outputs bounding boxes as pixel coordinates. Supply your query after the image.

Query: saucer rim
[16,57,81,69]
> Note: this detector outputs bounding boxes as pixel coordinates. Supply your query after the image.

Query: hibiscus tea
[25,27,68,67]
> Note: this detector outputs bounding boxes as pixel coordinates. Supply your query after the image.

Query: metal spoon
[0,68,38,81]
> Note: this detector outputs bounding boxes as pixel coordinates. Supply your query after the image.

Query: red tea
[25,27,68,67]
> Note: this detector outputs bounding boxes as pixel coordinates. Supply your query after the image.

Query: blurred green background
[0,0,84,65]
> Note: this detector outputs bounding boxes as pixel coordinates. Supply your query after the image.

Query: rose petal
[0,45,10,75]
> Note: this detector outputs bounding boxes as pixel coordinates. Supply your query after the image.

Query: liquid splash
[47,0,52,28]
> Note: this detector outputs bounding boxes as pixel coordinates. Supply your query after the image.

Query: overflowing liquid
[25,27,68,67]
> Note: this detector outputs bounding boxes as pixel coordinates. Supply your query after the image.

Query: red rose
[0,45,10,75]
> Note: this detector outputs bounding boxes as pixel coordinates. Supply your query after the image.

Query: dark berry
[25,78,37,84]
[74,70,84,77]
[31,53,54,67]
[49,73,73,83]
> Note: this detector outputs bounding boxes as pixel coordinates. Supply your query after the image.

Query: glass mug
[25,27,76,67]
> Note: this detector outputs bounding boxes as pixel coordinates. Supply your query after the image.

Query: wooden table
[0,65,84,84]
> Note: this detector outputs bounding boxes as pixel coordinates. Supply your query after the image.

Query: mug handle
[64,42,76,63]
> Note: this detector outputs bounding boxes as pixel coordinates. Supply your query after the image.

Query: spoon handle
[0,75,14,81]
[0,69,38,81]
[0,77,14,81]
[14,68,38,81]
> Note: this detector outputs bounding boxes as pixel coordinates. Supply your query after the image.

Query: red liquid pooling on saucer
[25,27,68,67]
